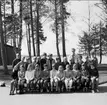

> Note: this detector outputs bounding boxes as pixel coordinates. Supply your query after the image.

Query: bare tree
[60,0,66,57]
[29,0,36,56]
[0,1,8,74]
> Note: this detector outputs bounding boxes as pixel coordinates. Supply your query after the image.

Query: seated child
[33,64,41,91]
[64,64,73,91]
[40,64,50,92]
[25,64,35,90]
[18,65,26,94]
[50,63,57,92]
[55,65,65,92]
[72,64,81,90]
[89,63,99,93]
[81,63,90,91]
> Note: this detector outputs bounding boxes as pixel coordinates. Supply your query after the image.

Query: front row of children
[10,62,99,95]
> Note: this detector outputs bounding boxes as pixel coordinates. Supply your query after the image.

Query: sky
[20,0,104,56]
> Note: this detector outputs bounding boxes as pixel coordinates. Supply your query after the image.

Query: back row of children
[10,48,99,95]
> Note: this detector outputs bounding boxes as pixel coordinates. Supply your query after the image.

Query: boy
[81,63,90,91]
[40,64,50,92]
[33,64,41,91]
[72,64,81,91]
[89,63,99,93]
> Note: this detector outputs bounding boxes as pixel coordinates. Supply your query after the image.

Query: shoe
[9,92,14,95]
[92,90,95,93]
[96,89,99,93]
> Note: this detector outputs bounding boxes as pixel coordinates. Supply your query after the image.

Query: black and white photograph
[0,0,107,105]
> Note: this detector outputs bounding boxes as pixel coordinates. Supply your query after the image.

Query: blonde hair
[27,64,33,71]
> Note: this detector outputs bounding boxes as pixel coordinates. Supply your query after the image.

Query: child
[40,64,50,92]
[64,64,73,92]
[55,65,65,92]
[33,64,41,91]
[50,63,57,92]
[18,65,26,94]
[81,63,90,91]
[89,63,99,93]
[25,64,35,91]
[72,64,81,91]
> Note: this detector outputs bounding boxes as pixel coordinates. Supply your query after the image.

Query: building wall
[0,44,19,65]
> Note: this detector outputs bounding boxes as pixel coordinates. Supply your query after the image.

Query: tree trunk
[27,24,32,62]
[0,1,8,74]
[29,0,36,56]
[60,0,66,57]
[18,0,23,59]
[99,21,102,64]
[55,0,61,61]
[3,0,6,44]
[11,0,16,54]
[36,0,40,56]
[3,0,8,64]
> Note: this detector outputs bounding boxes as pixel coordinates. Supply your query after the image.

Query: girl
[25,64,35,91]
[18,65,26,94]
[50,63,57,92]
[55,65,65,92]
[64,64,73,92]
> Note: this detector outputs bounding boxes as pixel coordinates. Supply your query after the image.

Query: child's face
[91,65,95,69]
[73,64,77,70]
[58,66,63,71]
[20,65,24,71]
[82,65,85,70]
[52,65,55,69]
[44,66,48,70]
[35,65,39,70]
[66,65,70,70]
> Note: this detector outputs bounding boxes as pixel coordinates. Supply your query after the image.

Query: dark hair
[44,64,48,67]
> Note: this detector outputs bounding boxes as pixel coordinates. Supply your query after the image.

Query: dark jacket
[89,68,99,78]
[61,61,69,70]
[12,58,21,68]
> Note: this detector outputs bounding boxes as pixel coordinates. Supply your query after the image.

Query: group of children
[9,50,99,95]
